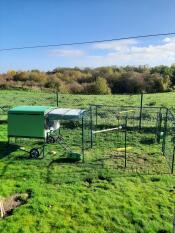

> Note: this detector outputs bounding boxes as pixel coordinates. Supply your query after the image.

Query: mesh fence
[56,93,142,108]
[0,90,57,121]
[0,90,174,173]
[163,109,175,173]
[0,90,57,107]
[90,105,166,131]
[86,105,174,174]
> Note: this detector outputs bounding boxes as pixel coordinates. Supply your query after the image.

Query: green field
[0,90,175,109]
[0,90,175,233]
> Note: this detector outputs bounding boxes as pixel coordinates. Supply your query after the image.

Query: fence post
[156,111,162,143]
[124,114,128,168]
[95,105,98,127]
[139,92,143,130]
[82,115,85,163]
[162,108,168,155]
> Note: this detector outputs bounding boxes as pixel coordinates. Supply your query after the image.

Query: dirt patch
[0,193,29,218]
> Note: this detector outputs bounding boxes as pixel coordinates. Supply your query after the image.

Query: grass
[0,90,175,233]
[0,90,175,109]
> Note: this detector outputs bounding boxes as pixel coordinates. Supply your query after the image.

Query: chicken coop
[8,106,85,160]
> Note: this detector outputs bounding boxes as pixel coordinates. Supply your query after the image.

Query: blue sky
[0,0,175,72]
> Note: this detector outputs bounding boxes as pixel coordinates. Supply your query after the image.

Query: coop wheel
[46,136,55,144]
[29,148,40,159]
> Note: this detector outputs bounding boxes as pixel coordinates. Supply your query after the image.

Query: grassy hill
[0,90,175,233]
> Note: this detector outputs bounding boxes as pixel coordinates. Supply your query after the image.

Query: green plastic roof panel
[9,106,53,114]
[48,108,85,121]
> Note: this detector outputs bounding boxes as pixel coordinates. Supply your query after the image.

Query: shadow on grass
[140,137,155,145]
[46,155,82,183]
[0,141,19,159]
[0,120,7,124]
[14,155,30,160]
[48,157,80,166]
[0,142,19,178]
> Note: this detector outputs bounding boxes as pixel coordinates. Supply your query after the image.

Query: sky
[0,0,175,72]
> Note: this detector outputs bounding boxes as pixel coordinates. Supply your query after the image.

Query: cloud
[50,48,85,57]
[163,37,175,43]
[93,39,138,53]
[163,37,171,43]
[48,37,175,68]
[76,37,175,67]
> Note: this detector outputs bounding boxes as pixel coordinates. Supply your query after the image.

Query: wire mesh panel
[163,110,175,173]
[82,109,92,150]
[56,93,143,108]
[90,105,163,132]
[0,90,57,107]
[86,105,172,174]
[91,105,138,130]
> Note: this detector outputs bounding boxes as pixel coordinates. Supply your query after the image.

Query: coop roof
[8,106,53,114]
[48,108,85,120]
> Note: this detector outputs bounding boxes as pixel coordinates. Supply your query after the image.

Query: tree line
[0,65,175,94]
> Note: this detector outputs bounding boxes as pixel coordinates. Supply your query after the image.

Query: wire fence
[0,91,143,121]
[0,90,174,173]
[86,105,175,174]
[56,93,143,108]
[0,90,57,121]
[0,90,57,106]
[163,109,175,173]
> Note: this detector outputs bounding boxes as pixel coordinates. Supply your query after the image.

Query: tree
[94,77,111,94]
[13,72,29,81]
[170,65,175,85]
[45,74,60,90]
[1,65,175,93]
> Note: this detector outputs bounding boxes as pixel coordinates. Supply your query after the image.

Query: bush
[45,75,61,90]
[59,82,70,94]
[94,77,111,94]
[68,82,83,94]
[1,66,175,93]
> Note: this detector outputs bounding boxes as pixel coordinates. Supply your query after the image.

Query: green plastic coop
[8,106,54,139]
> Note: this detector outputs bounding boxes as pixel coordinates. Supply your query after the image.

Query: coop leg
[42,144,45,159]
